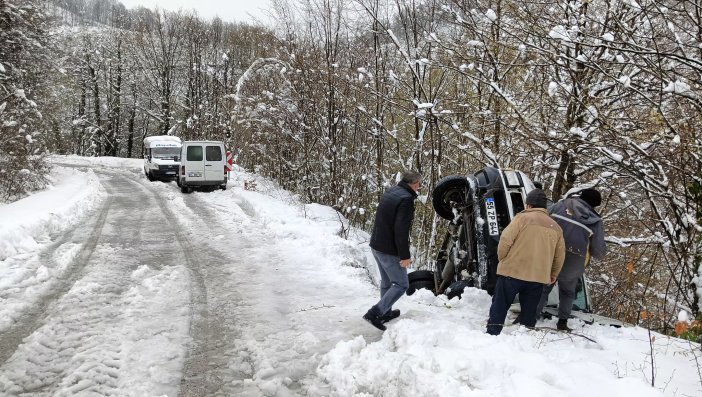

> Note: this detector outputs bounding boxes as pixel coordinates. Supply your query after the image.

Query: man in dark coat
[536,188,607,331]
[363,170,422,331]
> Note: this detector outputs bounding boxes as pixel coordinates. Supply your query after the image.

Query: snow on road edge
[0,165,105,260]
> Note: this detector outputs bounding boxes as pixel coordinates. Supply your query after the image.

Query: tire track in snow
[0,171,191,396]
[163,189,255,397]
[0,193,113,366]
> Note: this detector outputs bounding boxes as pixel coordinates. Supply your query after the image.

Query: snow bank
[317,289,682,397]
[0,165,105,260]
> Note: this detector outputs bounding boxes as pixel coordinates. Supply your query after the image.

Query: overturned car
[409,167,624,327]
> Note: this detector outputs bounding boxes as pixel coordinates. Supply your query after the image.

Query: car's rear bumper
[181,179,226,187]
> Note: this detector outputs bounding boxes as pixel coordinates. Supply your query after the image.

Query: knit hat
[579,188,602,208]
[525,188,548,209]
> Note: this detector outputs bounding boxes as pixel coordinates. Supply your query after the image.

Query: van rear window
[206,146,222,161]
[187,146,203,161]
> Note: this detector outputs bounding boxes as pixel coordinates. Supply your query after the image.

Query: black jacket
[370,181,418,259]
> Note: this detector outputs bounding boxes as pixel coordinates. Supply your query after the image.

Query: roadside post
[226,150,233,180]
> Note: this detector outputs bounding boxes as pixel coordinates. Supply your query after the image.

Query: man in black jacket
[363,170,422,331]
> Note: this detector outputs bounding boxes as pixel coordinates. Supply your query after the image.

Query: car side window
[187,146,203,161]
[206,146,222,161]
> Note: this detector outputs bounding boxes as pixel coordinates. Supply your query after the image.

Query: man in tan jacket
[486,189,565,335]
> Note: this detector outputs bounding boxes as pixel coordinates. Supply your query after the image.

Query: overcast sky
[119,0,272,24]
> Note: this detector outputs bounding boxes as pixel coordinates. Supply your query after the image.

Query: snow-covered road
[168,166,383,396]
[0,156,700,397]
[0,157,380,396]
[0,166,192,395]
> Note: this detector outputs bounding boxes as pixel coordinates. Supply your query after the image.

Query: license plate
[485,198,499,236]
[166,172,175,175]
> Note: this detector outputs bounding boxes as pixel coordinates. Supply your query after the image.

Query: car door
[185,144,205,182]
[204,144,223,181]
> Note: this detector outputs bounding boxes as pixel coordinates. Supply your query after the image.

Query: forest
[1,0,701,338]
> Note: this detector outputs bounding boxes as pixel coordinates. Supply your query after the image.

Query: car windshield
[152,147,180,159]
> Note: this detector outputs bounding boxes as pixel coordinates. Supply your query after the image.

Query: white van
[143,135,182,181]
[177,141,227,193]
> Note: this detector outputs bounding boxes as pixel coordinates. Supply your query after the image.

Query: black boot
[557,319,572,332]
[363,309,386,331]
[380,309,401,323]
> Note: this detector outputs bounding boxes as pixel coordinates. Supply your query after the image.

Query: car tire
[220,185,227,190]
[180,185,190,193]
[406,280,436,296]
[408,270,435,283]
[147,171,155,182]
[432,175,471,220]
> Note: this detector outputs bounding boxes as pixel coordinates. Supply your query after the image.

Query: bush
[676,314,702,344]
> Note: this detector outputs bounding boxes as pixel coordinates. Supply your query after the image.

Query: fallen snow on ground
[0,165,105,260]
[0,155,700,396]
[0,165,107,332]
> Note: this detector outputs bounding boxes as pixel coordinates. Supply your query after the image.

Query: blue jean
[370,249,408,316]
[487,276,544,335]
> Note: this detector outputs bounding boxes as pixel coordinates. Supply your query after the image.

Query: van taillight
[224,166,227,175]
[181,165,185,174]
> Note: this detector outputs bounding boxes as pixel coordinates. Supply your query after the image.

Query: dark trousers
[535,275,579,320]
[536,253,585,320]
[487,276,545,335]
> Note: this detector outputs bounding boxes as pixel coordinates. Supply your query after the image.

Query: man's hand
[550,276,557,284]
[400,259,411,268]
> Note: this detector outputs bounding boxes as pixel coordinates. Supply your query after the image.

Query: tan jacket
[496,208,565,284]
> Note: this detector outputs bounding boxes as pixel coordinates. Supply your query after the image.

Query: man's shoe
[556,319,572,332]
[363,310,387,331]
[380,309,400,323]
[512,314,521,325]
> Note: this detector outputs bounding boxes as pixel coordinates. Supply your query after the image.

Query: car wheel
[408,270,435,283]
[180,185,190,193]
[220,185,227,191]
[147,171,155,182]
[432,175,471,220]
[406,280,436,296]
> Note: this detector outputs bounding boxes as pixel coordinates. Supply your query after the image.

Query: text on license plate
[485,198,499,236]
